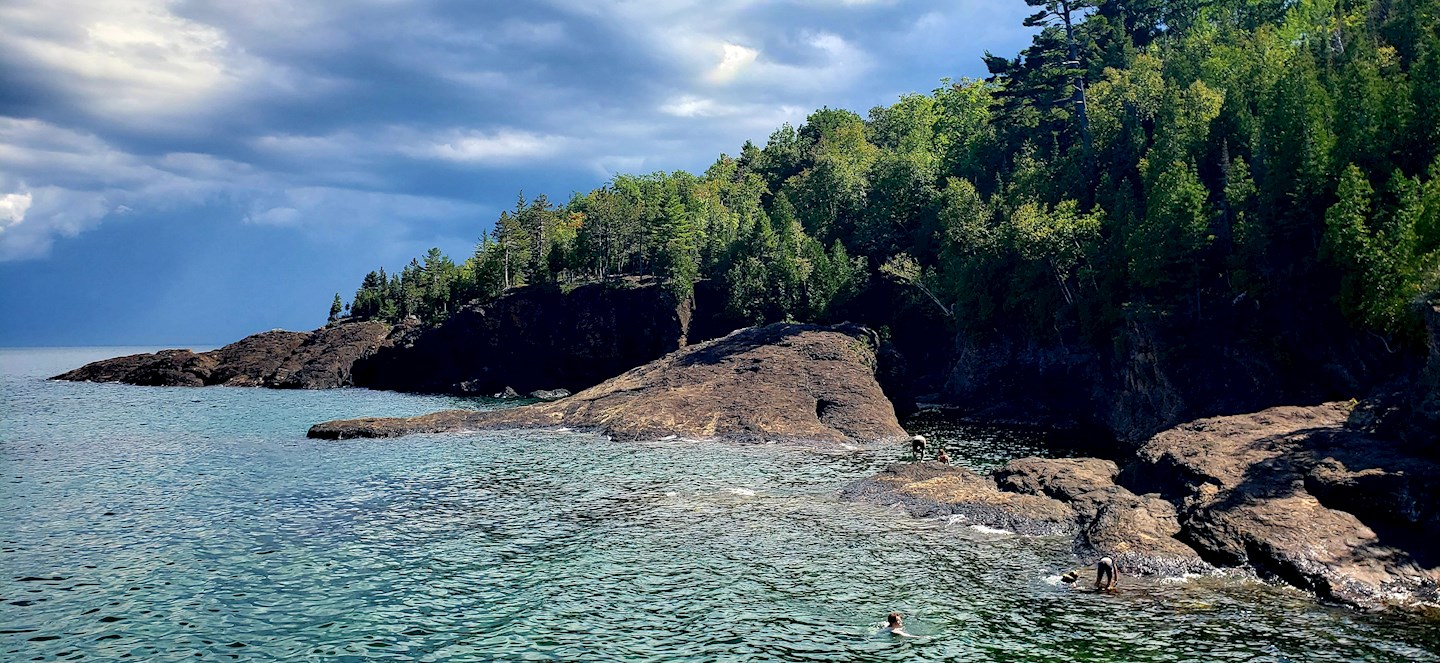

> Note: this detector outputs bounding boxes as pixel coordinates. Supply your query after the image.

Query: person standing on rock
[934,447,950,464]
[1095,557,1118,591]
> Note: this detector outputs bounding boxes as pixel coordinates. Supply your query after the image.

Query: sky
[0,0,1036,346]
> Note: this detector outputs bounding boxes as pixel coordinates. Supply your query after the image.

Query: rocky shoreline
[844,402,1440,611]
[50,286,1439,612]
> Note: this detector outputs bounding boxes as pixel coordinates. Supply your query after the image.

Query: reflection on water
[2,348,1437,661]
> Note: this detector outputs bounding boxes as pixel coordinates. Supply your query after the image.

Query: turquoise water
[3,348,1437,661]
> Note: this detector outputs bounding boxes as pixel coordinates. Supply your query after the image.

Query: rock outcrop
[843,458,1211,576]
[847,401,1440,610]
[54,279,731,397]
[310,323,908,446]
[1126,402,1439,609]
[351,278,708,395]
[53,321,394,389]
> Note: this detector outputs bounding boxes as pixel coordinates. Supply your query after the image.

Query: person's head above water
[887,612,902,628]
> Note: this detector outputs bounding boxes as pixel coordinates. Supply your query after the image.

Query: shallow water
[3,348,1437,661]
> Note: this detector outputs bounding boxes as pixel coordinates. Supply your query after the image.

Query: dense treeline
[341,0,1440,349]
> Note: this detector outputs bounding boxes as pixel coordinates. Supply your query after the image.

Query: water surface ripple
[3,348,1437,661]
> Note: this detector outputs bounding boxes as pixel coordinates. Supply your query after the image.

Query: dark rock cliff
[55,279,724,396]
[932,301,1415,447]
[350,278,706,395]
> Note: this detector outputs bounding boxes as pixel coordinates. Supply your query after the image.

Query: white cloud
[706,43,759,84]
[0,0,264,124]
[0,186,111,261]
[407,129,567,164]
[0,193,33,231]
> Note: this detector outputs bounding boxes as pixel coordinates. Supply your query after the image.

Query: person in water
[934,447,950,464]
[884,612,917,637]
[910,435,927,460]
[1095,556,1118,591]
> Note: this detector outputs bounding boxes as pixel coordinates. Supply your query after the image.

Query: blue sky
[0,0,1035,346]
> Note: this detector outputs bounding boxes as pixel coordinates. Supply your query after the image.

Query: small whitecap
[969,524,1013,536]
[658,435,678,441]
[723,487,757,497]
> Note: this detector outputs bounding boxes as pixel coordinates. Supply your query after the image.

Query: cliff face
[936,302,1411,446]
[351,279,702,395]
[55,279,716,397]
[53,322,394,389]
[1415,299,1440,448]
[311,323,908,446]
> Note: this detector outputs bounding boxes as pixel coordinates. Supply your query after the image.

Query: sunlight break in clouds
[411,129,568,164]
[707,43,760,84]
[0,0,255,121]
[0,192,32,231]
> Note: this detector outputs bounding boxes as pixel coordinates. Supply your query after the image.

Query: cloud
[405,129,568,164]
[0,192,32,230]
[0,0,1037,264]
[0,0,268,130]
[707,43,760,84]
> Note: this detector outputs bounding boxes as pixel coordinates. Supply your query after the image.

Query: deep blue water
[2,347,1437,662]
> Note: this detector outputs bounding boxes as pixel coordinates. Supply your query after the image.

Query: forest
[336,0,1440,353]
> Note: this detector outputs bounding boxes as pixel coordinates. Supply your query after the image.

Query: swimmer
[883,612,917,638]
[910,435,927,460]
[1095,556,1118,591]
[934,447,950,464]
[1060,569,1080,584]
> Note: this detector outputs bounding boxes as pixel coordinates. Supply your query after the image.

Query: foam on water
[3,348,1439,661]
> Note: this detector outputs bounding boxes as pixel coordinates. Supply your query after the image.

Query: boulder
[310,323,908,446]
[1126,402,1440,609]
[528,389,570,401]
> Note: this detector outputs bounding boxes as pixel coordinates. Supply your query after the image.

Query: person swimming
[1095,556,1118,591]
[883,612,917,638]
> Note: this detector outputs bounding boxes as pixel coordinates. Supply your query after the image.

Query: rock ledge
[309,323,908,446]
